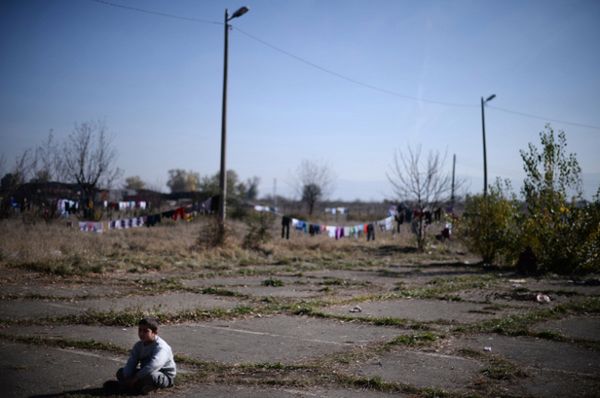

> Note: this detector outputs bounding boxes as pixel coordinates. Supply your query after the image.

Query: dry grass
[0,216,467,275]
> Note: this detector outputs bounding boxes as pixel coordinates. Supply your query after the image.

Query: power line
[233,27,476,108]
[89,0,600,131]
[89,0,221,25]
[88,0,475,108]
[489,105,600,131]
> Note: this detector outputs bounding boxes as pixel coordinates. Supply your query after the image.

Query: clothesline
[252,204,394,230]
[252,204,395,240]
[78,206,196,233]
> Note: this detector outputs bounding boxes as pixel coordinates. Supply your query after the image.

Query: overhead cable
[90,0,600,130]
[233,27,476,108]
[489,106,600,131]
[89,0,221,25]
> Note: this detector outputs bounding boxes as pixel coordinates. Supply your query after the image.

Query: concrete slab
[0,293,241,320]
[171,383,409,397]
[532,316,600,342]
[455,287,573,308]
[499,278,600,297]
[0,340,124,398]
[302,270,399,290]
[454,334,600,377]
[348,349,483,391]
[1,280,132,299]
[161,315,405,364]
[516,367,600,398]
[437,334,600,397]
[323,298,519,324]
[4,315,405,365]
[0,266,132,298]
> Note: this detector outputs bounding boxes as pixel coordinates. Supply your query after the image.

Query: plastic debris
[349,305,362,313]
[536,293,551,303]
[484,346,492,352]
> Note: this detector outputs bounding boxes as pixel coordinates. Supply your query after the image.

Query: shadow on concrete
[30,388,111,397]
[30,381,126,397]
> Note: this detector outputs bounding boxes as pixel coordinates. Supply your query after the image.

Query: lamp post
[481,94,496,197]
[219,6,249,226]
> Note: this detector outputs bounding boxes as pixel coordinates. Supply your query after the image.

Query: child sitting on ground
[116,317,176,395]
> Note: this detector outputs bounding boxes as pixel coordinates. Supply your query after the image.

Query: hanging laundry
[326,226,336,238]
[79,221,103,233]
[367,223,375,241]
[173,207,186,220]
[309,224,321,236]
[281,216,291,239]
[295,220,306,232]
[384,216,394,231]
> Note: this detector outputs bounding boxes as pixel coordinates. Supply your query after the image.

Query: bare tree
[387,145,453,250]
[0,153,6,177]
[12,149,34,185]
[294,159,336,215]
[31,130,61,183]
[62,121,122,218]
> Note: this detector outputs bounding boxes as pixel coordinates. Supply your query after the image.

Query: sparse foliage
[123,176,146,190]
[519,125,586,273]
[243,211,275,250]
[11,149,34,185]
[199,170,260,218]
[294,159,335,215]
[166,169,200,193]
[31,130,61,183]
[387,145,453,251]
[62,120,122,218]
[239,176,260,202]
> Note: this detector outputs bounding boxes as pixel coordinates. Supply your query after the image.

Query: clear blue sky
[1,0,599,201]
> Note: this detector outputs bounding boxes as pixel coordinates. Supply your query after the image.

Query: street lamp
[481,94,496,197]
[219,6,249,226]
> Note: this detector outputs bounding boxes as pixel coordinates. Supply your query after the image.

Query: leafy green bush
[572,192,600,273]
[461,179,519,265]
[518,125,596,273]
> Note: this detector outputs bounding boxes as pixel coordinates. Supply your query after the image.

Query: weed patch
[384,332,440,348]
[262,278,284,287]
[481,357,528,380]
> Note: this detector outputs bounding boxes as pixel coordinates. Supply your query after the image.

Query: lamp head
[485,94,496,102]
[230,6,249,20]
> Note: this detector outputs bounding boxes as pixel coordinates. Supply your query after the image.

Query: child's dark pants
[117,367,173,393]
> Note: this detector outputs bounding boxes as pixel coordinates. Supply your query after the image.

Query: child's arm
[135,345,170,379]
[122,343,141,379]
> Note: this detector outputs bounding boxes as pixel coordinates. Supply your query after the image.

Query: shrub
[242,212,275,250]
[196,216,231,248]
[461,179,519,265]
[572,192,600,273]
[518,125,593,274]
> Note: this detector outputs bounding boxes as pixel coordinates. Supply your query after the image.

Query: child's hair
[139,317,159,333]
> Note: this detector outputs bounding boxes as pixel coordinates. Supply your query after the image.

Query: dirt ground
[1,231,599,397]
